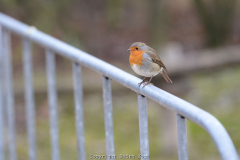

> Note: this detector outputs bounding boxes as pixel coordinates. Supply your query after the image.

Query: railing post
[22,37,37,160]
[138,94,150,160]
[45,49,60,160]
[3,27,17,160]
[176,114,188,160]
[72,62,86,160]
[0,24,5,160]
[102,76,115,160]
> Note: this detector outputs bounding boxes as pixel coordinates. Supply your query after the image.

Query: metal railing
[0,12,239,160]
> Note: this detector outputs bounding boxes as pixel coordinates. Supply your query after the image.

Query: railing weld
[176,114,188,160]
[22,37,37,160]
[102,76,115,160]
[0,24,5,160]
[138,94,149,160]
[3,27,17,160]
[45,49,60,160]
[72,62,86,160]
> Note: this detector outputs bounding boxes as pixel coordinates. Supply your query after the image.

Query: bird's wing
[145,51,168,71]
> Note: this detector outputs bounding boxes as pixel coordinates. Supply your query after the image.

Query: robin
[128,42,172,88]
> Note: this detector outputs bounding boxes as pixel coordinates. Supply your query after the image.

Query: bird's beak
[127,49,131,51]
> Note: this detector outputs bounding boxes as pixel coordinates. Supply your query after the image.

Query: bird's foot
[138,80,148,87]
[142,82,153,88]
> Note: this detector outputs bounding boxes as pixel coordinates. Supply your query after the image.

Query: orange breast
[129,50,146,66]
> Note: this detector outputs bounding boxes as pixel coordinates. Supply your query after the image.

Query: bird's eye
[136,47,138,50]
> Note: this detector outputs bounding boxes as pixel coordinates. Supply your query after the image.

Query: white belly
[131,64,161,77]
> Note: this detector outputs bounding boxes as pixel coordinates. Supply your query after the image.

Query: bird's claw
[138,80,148,87]
[142,82,153,88]
[139,81,153,88]
[138,76,154,88]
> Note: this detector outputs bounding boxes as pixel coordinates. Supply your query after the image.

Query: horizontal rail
[0,13,239,160]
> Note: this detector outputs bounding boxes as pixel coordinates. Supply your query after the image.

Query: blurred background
[1,0,240,159]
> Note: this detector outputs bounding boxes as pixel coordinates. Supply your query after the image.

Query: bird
[128,42,172,88]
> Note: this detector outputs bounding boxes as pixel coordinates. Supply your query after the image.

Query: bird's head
[128,42,148,53]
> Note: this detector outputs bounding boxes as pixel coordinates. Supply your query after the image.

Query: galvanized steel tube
[2,28,17,160]
[102,77,115,160]
[72,63,86,160]
[45,49,60,160]
[138,94,149,160]
[22,38,37,160]
[176,114,188,160]
[0,25,5,160]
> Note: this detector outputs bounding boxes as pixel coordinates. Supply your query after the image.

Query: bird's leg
[138,77,148,87]
[142,75,154,88]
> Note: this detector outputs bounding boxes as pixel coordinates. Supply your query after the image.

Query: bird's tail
[161,69,172,83]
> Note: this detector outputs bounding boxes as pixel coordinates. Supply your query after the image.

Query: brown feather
[145,50,172,83]
[161,69,172,83]
[151,58,167,70]
[145,51,167,70]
